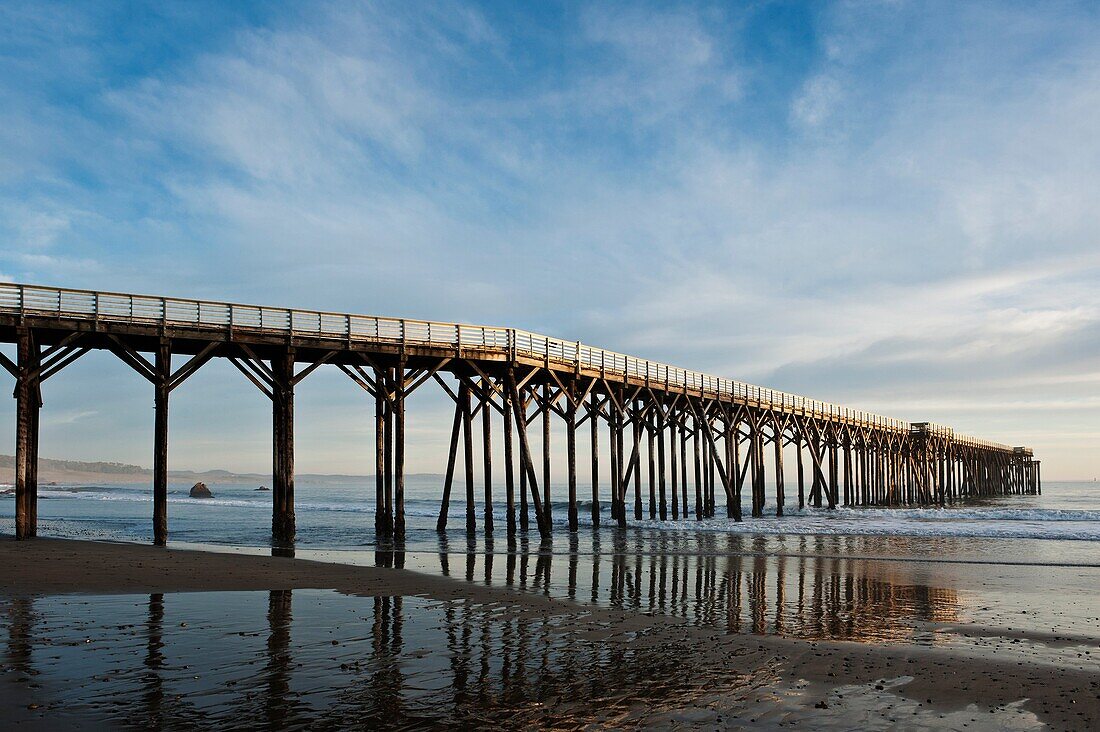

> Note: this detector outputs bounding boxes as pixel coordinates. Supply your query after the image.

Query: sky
[1,1,1099,480]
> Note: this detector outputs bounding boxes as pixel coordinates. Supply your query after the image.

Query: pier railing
[0,282,1011,451]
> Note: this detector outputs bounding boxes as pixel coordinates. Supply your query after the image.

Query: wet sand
[1,537,1098,729]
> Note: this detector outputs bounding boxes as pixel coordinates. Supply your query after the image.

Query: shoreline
[1,536,1098,729]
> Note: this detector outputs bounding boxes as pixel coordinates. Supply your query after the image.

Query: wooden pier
[0,283,1040,545]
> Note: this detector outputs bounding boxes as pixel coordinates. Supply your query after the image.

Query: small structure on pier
[0,283,1040,545]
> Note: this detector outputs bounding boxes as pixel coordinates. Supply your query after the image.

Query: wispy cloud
[1,2,1099,477]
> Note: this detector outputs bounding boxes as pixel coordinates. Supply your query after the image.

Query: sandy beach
[1,537,1097,730]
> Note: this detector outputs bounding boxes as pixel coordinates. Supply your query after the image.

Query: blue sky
[2,1,1099,479]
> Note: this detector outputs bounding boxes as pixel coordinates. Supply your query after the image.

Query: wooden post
[828,434,839,509]
[632,403,643,520]
[461,382,475,535]
[705,443,715,518]
[647,413,657,520]
[679,414,689,520]
[616,402,624,528]
[611,401,625,527]
[542,382,552,528]
[14,329,40,540]
[657,408,667,521]
[842,435,853,508]
[859,433,867,506]
[590,389,600,527]
[383,368,394,533]
[608,399,620,523]
[376,375,389,537]
[796,432,805,509]
[566,383,578,532]
[153,340,170,546]
[725,415,737,519]
[774,421,784,517]
[732,419,744,519]
[482,380,494,536]
[750,419,762,518]
[393,360,406,539]
[503,384,517,540]
[520,399,529,532]
[271,347,295,545]
[811,427,823,508]
[668,408,677,520]
[693,412,703,520]
[27,368,39,537]
[943,443,952,505]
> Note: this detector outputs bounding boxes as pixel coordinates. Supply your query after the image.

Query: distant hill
[0,455,440,486]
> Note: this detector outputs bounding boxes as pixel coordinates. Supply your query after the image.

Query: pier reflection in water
[1,590,776,728]
[390,532,961,644]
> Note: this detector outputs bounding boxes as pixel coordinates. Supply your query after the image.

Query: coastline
[2,537,1097,729]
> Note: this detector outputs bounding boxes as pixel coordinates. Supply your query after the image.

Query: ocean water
[4,480,1100,729]
[2,477,1099,565]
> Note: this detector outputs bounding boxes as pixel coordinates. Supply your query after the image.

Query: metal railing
[0,282,1016,451]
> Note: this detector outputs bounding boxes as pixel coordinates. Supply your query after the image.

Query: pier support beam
[503,384,517,541]
[566,384,578,532]
[774,421,785,517]
[393,360,407,540]
[481,380,494,537]
[657,407,667,521]
[377,375,394,538]
[590,389,600,527]
[14,329,40,540]
[542,383,552,528]
[461,381,475,535]
[153,340,170,546]
[271,348,296,545]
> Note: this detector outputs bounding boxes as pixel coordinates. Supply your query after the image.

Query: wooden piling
[774,421,784,517]
[608,399,621,523]
[842,436,852,508]
[647,414,657,520]
[693,414,703,520]
[679,414,689,520]
[657,408,667,521]
[503,384,517,540]
[461,382,475,535]
[393,361,406,539]
[749,420,763,518]
[376,373,389,537]
[632,402,643,520]
[796,432,805,509]
[14,328,38,540]
[590,389,600,527]
[383,368,394,531]
[481,380,494,536]
[153,340,170,546]
[271,348,295,545]
[566,384,578,532]
[668,409,677,520]
[542,383,552,528]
